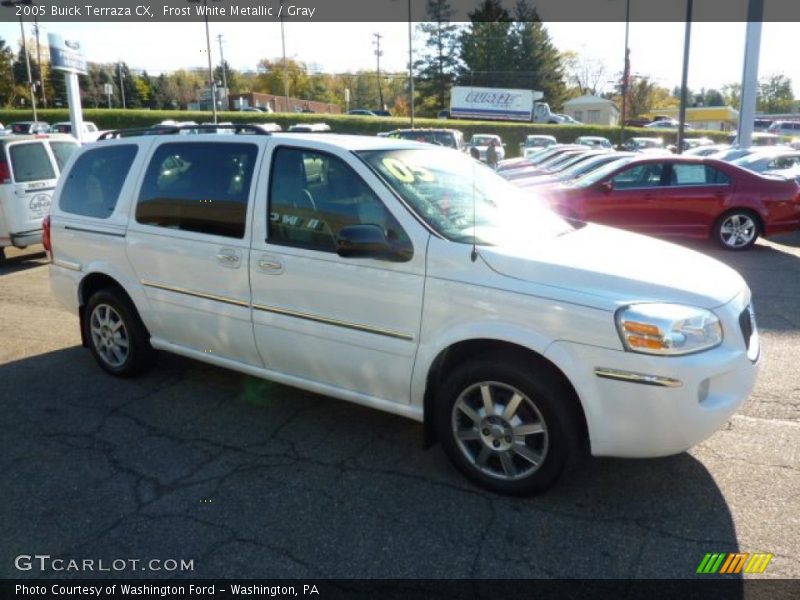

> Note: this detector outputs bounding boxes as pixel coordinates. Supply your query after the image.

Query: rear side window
[59,145,138,218]
[136,142,258,239]
[670,164,730,185]
[50,141,79,170]
[8,142,55,182]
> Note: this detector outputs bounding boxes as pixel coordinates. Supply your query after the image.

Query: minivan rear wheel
[84,288,156,377]
[435,358,578,495]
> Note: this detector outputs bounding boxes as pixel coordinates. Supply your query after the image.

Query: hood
[478,224,745,310]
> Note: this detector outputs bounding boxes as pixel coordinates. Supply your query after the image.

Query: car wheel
[435,357,580,495]
[84,288,156,377]
[713,210,760,251]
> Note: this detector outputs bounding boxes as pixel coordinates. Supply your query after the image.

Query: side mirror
[600,181,614,194]
[336,224,412,262]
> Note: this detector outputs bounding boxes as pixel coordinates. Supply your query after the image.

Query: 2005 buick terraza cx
[46,126,760,495]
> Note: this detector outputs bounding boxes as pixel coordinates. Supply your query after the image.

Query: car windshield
[571,157,638,188]
[359,148,572,246]
[471,136,497,145]
[526,138,551,147]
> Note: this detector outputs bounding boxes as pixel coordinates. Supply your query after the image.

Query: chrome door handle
[258,259,283,271]
[216,251,241,266]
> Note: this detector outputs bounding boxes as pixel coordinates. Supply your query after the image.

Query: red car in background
[544,156,800,250]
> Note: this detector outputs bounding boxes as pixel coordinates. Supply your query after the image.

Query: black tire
[434,357,581,496]
[83,288,156,377]
[713,210,760,251]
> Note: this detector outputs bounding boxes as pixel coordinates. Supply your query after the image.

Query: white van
[0,134,79,261]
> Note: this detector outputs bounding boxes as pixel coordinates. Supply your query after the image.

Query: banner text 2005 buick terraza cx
[47,129,760,494]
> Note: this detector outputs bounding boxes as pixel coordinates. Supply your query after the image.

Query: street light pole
[118,62,126,109]
[32,17,46,108]
[216,33,228,110]
[280,0,289,110]
[373,32,384,110]
[202,0,217,123]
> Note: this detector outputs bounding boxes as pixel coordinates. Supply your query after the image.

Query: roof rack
[97,123,273,140]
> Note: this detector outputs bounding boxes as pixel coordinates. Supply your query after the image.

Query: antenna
[470,161,478,262]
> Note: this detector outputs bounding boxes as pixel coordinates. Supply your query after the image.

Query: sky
[0,20,798,99]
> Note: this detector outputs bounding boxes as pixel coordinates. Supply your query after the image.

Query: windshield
[359,148,572,246]
[571,157,637,188]
[471,135,498,146]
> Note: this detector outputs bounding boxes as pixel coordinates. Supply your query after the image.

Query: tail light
[0,161,10,184]
[42,215,52,262]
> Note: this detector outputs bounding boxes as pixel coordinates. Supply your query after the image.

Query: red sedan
[544,156,800,250]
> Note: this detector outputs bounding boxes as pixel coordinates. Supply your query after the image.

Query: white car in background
[467,134,505,162]
[50,121,104,142]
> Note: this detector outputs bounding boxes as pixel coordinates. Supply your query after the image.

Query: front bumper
[545,293,759,457]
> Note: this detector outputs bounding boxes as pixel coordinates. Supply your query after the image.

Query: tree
[0,38,14,107]
[458,0,513,87]
[722,82,741,110]
[508,1,567,108]
[562,50,608,97]
[414,0,461,115]
[758,74,794,113]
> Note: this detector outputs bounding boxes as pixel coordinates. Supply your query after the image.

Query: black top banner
[0,0,797,23]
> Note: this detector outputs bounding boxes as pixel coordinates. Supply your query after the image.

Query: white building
[562,95,620,126]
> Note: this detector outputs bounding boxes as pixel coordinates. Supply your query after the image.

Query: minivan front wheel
[84,289,156,377]
[435,358,577,495]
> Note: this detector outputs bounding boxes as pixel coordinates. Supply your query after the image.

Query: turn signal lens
[616,304,723,356]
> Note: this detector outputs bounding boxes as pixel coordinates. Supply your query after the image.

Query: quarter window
[136,142,258,239]
[49,141,79,170]
[60,145,138,218]
[268,147,410,254]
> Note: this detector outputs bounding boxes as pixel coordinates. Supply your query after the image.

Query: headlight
[616,304,723,356]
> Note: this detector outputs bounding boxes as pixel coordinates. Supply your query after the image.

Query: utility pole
[619,0,630,146]
[676,0,693,154]
[117,62,126,109]
[32,18,46,108]
[373,32,384,110]
[737,0,763,149]
[216,33,228,110]
[280,0,289,110]
[408,0,414,127]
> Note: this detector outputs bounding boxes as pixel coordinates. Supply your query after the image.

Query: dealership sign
[48,33,87,75]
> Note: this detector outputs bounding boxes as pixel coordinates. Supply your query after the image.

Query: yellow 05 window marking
[381,157,435,183]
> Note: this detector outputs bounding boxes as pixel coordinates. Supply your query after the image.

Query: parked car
[520,135,557,158]
[467,134,505,162]
[767,120,800,137]
[556,114,582,125]
[247,123,283,133]
[764,164,800,183]
[50,121,103,142]
[545,155,800,250]
[622,137,668,153]
[347,109,378,117]
[727,132,784,147]
[47,126,760,495]
[575,136,613,149]
[288,123,332,133]
[8,121,50,135]
[499,145,589,180]
[681,137,715,151]
[0,134,79,261]
[238,106,274,113]
[513,152,637,187]
[684,144,730,157]
[731,150,800,174]
[436,110,450,119]
[643,119,689,130]
[385,128,465,152]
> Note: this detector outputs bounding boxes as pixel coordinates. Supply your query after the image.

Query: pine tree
[414,0,461,115]
[0,38,14,107]
[458,0,513,88]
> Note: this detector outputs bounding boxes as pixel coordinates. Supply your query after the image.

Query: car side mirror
[336,224,412,262]
[600,181,614,194]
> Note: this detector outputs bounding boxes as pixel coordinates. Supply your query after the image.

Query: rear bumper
[9,228,42,248]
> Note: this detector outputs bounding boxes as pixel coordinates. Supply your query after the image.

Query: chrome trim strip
[141,280,250,308]
[594,367,683,388]
[64,225,126,238]
[53,258,81,272]
[252,303,415,341]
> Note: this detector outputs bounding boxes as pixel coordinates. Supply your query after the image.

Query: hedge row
[0,108,731,158]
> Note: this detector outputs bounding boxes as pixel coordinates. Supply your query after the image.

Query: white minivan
[0,134,79,261]
[47,126,760,495]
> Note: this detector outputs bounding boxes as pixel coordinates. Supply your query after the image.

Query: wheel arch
[77,272,147,348]
[422,338,589,454]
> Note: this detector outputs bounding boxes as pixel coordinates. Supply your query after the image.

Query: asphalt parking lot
[0,235,798,580]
